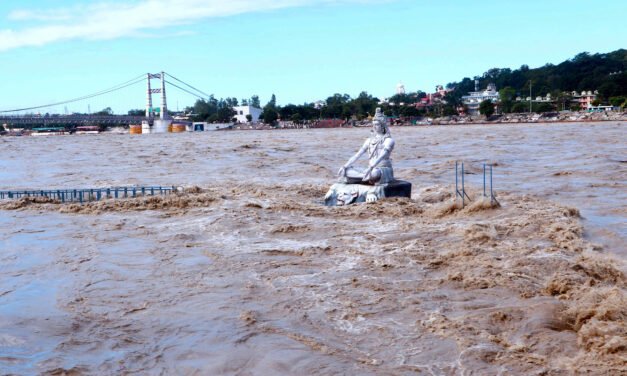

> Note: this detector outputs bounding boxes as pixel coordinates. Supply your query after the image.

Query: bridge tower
[143,72,171,133]
[145,72,168,120]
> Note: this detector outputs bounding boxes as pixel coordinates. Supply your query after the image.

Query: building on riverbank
[461,81,500,115]
[233,105,262,123]
[571,90,598,110]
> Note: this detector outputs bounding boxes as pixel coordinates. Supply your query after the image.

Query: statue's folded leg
[342,166,366,184]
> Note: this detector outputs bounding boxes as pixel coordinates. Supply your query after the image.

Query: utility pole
[529,81,532,113]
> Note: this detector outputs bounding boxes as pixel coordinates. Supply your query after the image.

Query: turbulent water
[0,122,625,375]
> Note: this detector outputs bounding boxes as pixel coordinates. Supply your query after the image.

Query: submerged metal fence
[455,162,499,208]
[0,186,177,204]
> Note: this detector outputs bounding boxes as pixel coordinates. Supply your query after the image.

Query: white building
[233,105,263,123]
[396,82,406,95]
[462,82,499,115]
[313,100,326,109]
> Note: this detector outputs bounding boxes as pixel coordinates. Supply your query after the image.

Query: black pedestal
[383,180,412,199]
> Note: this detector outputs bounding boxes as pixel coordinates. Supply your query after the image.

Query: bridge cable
[0,74,146,114]
[164,80,207,101]
[165,73,212,99]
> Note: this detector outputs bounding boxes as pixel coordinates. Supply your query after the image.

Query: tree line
[126,49,626,122]
[445,49,626,113]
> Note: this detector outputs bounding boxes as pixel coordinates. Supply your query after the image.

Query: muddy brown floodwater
[0,122,625,375]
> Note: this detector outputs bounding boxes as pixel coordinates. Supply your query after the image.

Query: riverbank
[424,110,627,126]
[248,111,626,130]
[1,111,624,135]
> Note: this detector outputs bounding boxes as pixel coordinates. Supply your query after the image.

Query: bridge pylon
[145,72,169,120]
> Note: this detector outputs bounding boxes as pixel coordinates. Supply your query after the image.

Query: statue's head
[372,107,388,135]
[373,119,385,134]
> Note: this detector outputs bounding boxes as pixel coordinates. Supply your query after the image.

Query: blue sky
[0,0,625,114]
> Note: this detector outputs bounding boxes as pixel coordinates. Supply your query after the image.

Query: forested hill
[447,49,626,101]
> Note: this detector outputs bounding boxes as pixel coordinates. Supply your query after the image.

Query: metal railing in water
[0,186,177,204]
[455,162,499,208]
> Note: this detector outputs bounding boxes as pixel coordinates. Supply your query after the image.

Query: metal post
[483,164,486,197]
[461,163,465,208]
[455,161,458,198]
[490,165,494,204]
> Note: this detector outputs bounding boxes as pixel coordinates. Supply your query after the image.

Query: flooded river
[0,122,625,374]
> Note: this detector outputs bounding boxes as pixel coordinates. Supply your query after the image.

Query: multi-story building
[232,105,262,123]
[462,81,499,115]
[571,90,598,110]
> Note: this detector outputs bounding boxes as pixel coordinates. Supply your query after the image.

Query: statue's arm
[338,140,368,176]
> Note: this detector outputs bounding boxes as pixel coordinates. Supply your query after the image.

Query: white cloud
[0,0,378,52]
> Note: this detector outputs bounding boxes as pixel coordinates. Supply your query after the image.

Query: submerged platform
[324,180,412,206]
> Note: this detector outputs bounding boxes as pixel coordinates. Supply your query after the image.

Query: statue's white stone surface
[337,108,395,185]
[325,108,411,206]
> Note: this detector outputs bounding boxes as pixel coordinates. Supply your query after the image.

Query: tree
[250,95,261,108]
[245,114,253,122]
[127,109,145,116]
[499,86,516,113]
[534,102,554,113]
[262,94,279,125]
[0,124,5,132]
[263,109,278,124]
[216,99,236,122]
[598,81,621,101]
[609,96,626,107]
[400,105,420,117]
[443,91,462,108]
[553,91,572,111]
[266,94,277,109]
[442,105,458,116]
[290,113,302,123]
[443,49,627,108]
[479,100,495,117]
[94,107,113,116]
[570,103,582,112]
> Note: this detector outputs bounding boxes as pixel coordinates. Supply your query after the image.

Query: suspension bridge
[0,72,210,128]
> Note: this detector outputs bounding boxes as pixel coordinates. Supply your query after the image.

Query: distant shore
[417,110,627,126]
[1,111,624,136]
[239,111,627,130]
